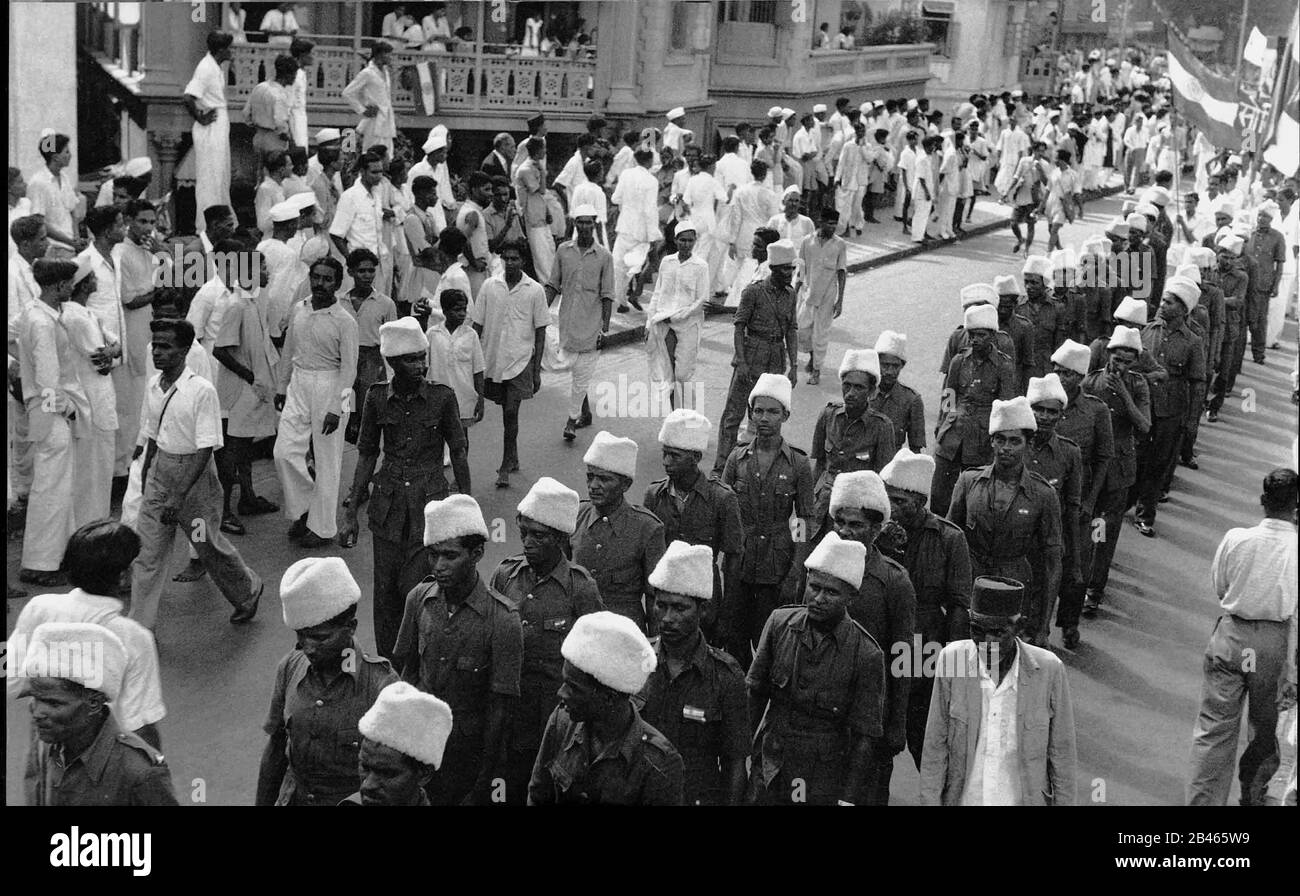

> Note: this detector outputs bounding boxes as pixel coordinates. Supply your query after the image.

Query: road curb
[599,184,1125,351]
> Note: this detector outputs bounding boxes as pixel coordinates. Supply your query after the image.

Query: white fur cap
[873,330,907,361]
[1126,212,1148,231]
[583,431,638,479]
[1113,296,1148,325]
[989,396,1037,433]
[280,557,361,630]
[359,681,453,768]
[804,531,867,590]
[993,274,1020,296]
[1027,373,1069,408]
[964,304,999,332]
[961,282,999,307]
[648,540,714,601]
[880,444,934,498]
[749,371,793,412]
[423,494,489,546]
[829,470,890,521]
[1022,254,1053,278]
[1175,263,1201,284]
[1165,275,1200,310]
[517,476,580,535]
[22,622,127,703]
[1050,339,1091,375]
[379,317,430,357]
[1107,325,1142,351]
[1218,233,1244,255]
[560,611,657,694]
[838,348,881,380]
[658,408,711,453]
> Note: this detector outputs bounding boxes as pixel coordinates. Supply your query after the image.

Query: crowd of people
[7,28,1297,807]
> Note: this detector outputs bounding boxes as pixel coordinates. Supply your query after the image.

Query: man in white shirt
[274,256,359,547]
[715,136,752,198]
[663,107,690,156]
[259,2,299,45]
[28,134,85,253]
[682,155,729,297]
[331,153,395,304]
[471,242,549,489]
[258,200,309,351]
[129,317,262,630]
[408,128,457,219]
[255,150,293,239]
[645,222,710,411]
[921,577,1077,805]
[610,149,662,312]
[341,42,396,154]
[381,4,407,39]
[727,160,780,271]
[895,129,919,226]
[1187,469,1298,806]
[552,134,594,211]
[287,39,314,150]
[7,216,46,511]
[184,32,234,232]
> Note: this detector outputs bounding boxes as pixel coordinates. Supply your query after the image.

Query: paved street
[7,191,1297,805]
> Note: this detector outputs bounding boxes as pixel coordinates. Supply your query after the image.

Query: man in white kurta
[184,34,234,232]
[682,161,728,296]
[646,223,710,410]
[342,43,397,154]
[610,150,661,308]
[727,164,780,273]
[330,155,394,306]
[63,263,118,525]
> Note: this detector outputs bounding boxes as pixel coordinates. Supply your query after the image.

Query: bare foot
[173,560,207,583]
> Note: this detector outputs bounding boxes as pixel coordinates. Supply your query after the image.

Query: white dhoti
[273,368,348,539]
[567,349,599,419]
[911,197,934,242]
[894,179,909,218]
[528,225,556,287]
[21,410,77,572]
[1270,273,1296,346]
[647,314,702,410]
[837,185,865,230]
[7,393,33,499]
[934,191,956,238]
[612,233,651,300]
[193,108,232,231]
[73,424,116,527]
[112,364,146,477]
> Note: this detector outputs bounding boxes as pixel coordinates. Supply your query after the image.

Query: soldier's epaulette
[366,380,391,395]
[848,617,883,652]
[877,552,908,576]
[117,732,167,767]
[487,584,518,612]
[1026,469,1055,489]
[707,643,746,676]
[788,443,808,457]
[706,471,735,492]
[933,515,964,535]
[1057,434,1080,449]
[627,503,664,525]
[1077,391,1108,407]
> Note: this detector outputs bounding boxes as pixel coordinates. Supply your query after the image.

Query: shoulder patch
[878,552,908,576]
[365,380,390,395]
[788,444,808,457]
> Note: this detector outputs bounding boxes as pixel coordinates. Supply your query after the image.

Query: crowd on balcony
[6,22,1298,809]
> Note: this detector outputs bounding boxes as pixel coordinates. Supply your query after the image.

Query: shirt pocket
[368,478,397,529]
[674,699,724,752]
[332,724,363,770]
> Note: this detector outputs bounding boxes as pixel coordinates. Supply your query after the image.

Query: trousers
[910,197,933,242]
[611,233,652,301]
[1269,273,1295,345]
[21,410,76,571]
[129,450,259,630]
[647,316,702,409]
[1085,485,1128,596]
[274,369,349,538]
[837,185,865,231]
[805,293,836,370]
[714,339,787,472]
[1186,616,1288,805]
[112,364,145,478]
[7,393,33,499]
[527,225,556,287]
[1134,415,1183,526]
[933,191,956,239]
[1247,290,1270,362]
[372,532,428,659]
[567,349,599,419]
[1054,508,1091,629]
[73,425,116,528]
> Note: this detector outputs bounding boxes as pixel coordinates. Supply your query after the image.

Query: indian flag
[1166,28,1241,151]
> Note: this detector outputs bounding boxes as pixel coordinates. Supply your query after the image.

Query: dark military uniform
[1181,278,1224,464]
[393,577,524,805]
[931,347,1017,514]
[1208,262,1249,410]
[714,278,797,472]
[845,545,916,805]
[643,471,744,629]
[572,499,667,633]
[338,789,431,806]
[1070,280,1111,345]
[897,510,972,768]
[1001,311,1036,390]
[492,555,605,804]
[25,713,178,806]
[635,633,749,805]
[356,380,467,656]
[1081,365,1151,602]
[720,438,815,665]
[939,324,1016,377]
[1134,317,1205,527]
[1245,226,1285,363]
[1054,386,1115,631]
[870,380,927,452]
[747,605,886,806]
[1025,432,1082,635]
[527,703,685,805]
[947,465,1063,643]
[1145,230,1169,314]
[263,638,399,806]
[810,401,897,532]
[1018,294,1068,379]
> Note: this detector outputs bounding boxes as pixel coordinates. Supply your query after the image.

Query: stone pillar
[601,0,640,113]
[151,130,183,230]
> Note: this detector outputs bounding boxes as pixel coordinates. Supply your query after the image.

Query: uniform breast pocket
[368,479,397,528]
[334,725,363,766]
[542,616,573,634]
[453,652,491,691]
[676,703,721,750]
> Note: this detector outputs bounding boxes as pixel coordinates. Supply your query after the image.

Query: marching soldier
[1048,341,1114,648]
[1087,295,1152,371]
[720,373,815,667]
[747,532,886,806]
[636,542,749,805]
[339,318,469,657]
[1024,375,1082,649]
[880,446,972,768]
[1205,233,1248,422]
[948,397,1063,648]
[931,297,1017,515]
[1180,248,1223,466]
[996,274,1036,391]
[257,557,399,806]
[643,409,744,633]
[810,349,897,533]
[1080,326,1151,616]
[1019,254,1068,379]
[493,477,604,804]
[343,681,452,806]
[21,622,178,806]
[529,611,685,804]
[870,330,927,453]
[572,432,667,633]
[1133,276,1206,538]
[938,279,1019,375]
[393,495,523,805]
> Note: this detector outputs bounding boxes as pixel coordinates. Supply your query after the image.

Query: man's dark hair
[437,227,467,256]
[84,205,122,238]
[309,256,345,286]
[527,137,546,157]
[11,214,45,244]
[1262,468,1299,514]
[754,227,780,247]
[621,130,639,147]
[750,159,769,181]
[347,247,379,268]
[1154,170,1174,187]
[316,145,341,167]
[61,521,141,596]
[372,40,393,57]
[468,171,493,192]
[203,204,234,230]
[583,159,603,181]
[290,37,315,58]
[1056,148,1073,164]
[38,133,71,163]
[32,259,79,287]
[633,149,654,166]
[266,150,291,173]
[151,317,197,349]
[212,238,246,255]
[576,133,597,149]
[498,239,525,258]
[124,199,156,219]
[411,175,437,195]
[207,31,234,54]
[439,287,469,314]
[491,175,510,191]
[273,55,299,79]
[356,151,385,172]
[722,136,740,153]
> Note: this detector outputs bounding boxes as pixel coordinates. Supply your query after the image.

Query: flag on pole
[1262,9,1299,176]
[1166,26,1242,150]
[1243,27,1272,68]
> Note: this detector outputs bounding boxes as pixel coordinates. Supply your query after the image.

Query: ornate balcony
[226,40,597,119]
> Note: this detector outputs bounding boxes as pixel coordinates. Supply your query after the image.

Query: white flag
[1244,26,1270,67]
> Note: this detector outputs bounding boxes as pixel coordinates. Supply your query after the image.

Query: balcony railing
[227,41,596,117]
[807,43,935,86]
